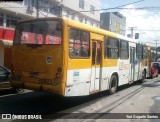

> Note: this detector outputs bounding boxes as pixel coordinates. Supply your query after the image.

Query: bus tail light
[56,72,60,78]
[55,67,62,78]
[54,67,62,84]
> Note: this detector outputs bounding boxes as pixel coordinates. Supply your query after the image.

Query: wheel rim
[16,88,23,93]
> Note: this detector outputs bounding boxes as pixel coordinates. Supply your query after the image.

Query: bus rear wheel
[109,75,118,94]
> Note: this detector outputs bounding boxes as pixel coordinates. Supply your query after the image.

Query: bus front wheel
[109,75,118,94]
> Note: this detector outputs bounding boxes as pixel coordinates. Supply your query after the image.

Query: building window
[66,11,69,17]
[24,0,32,7]
[90,21,93,26]
[0,13,3,26]
[49,4,55,15]
[79,0,84,9]
[32,0,37,7]
[44,1,49,12]
[41,1,45,11]
[96,24,99,28]
[104,37,119,59]
[120,40,129,59]
[69,28,90,58]
[85,19,87,24]
[38,0,49,12]
[90,5,95,14]
[79,17,83,22]
[49,5,60,16]
[110,18,112,25]
[115,21,117,26]
[71,14,75,20]
[6,15,17,28]
[24,0,27,6]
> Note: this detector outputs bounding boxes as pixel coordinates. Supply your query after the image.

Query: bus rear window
[14,20,62,45]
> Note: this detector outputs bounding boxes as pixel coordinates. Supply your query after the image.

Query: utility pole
[128,27,137,38]
[58,2,63,17]
[36,0,39,18]
[153,40,159,57]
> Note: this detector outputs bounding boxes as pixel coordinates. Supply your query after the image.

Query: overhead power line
[135,29,160,31]
[79,0,146,12]
[78,6,160,13]
[102,0,146,10]
[113,7,160,10]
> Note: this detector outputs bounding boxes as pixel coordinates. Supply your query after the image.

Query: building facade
[100,12,126,35]
[0,0,101,29]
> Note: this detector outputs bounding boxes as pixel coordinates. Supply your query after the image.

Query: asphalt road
[0,77,160,122]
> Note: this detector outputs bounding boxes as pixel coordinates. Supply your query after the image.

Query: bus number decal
[39,79,52,85]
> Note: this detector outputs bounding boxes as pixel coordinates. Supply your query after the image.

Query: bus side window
[69,28,90,58]
[80,46,88,57]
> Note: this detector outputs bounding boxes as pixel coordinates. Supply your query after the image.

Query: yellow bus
[11,17,150,96]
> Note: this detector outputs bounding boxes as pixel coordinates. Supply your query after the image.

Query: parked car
[150,62,159,79]
[0,65,23,93]
[154,62,160,74]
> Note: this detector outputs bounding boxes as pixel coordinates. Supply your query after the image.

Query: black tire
[16,88,24,93]
[109,75,118,94]
[12,88,24,93]
[150,74,154,79]
[141,70,146,83]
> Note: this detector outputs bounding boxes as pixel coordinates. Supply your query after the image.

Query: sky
[99,0,160,46]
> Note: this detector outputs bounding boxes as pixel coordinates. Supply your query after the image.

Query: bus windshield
[14,20,62,45]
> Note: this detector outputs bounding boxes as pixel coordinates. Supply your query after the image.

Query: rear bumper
[0,82,12,90]
[11,80,64,95]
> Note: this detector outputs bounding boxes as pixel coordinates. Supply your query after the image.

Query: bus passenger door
[130,47,135,82]
[90,41,102,93]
